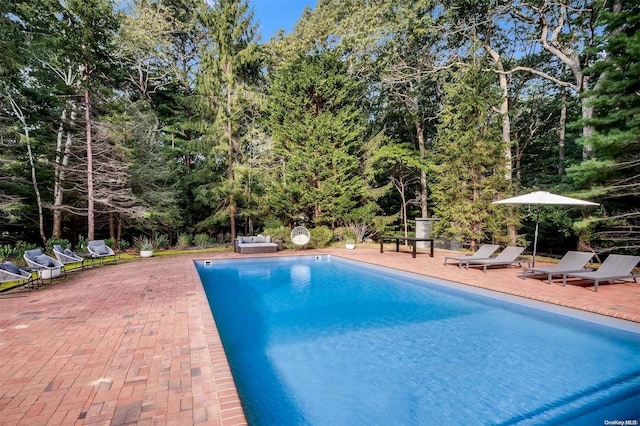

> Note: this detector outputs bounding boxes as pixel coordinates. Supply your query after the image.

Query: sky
[250,0,317,41]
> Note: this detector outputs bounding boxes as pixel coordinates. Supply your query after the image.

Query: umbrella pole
[532,207,540,267]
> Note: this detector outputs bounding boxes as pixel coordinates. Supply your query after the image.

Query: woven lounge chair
[444,244,500,267]
[23,248,64,280]
[521,251,594,285]
[53,245,86,272]
[0,261,36,295]
[88,240,117,265]
[562,254,640,292]
[291,226,310,248]
[463,246,525,272]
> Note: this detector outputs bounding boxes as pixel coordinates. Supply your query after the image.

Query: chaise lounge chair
[23,248,64,280]
[53,245,86,272]
[444,244,500,267]
[0,261,36,294]
[88,240,117,265]
[562,254,640,292]
[462,246,526,272]
[521,251,594,285]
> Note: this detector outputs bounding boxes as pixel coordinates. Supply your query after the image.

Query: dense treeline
[0,0,638,257]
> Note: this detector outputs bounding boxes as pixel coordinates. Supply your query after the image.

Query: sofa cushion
[237,243,278,254]
[254,236,266,243]
[266,236,272,243]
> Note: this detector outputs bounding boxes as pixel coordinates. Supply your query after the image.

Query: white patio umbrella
[493,191,599,266]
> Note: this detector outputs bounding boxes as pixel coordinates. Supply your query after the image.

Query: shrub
[194,233,212,248]
[177,233,193,249]
[0,245,13,260]
[309,226,333,248]
[0,241,37,264]
[46,237,70,250]
[333,227,357,242]
[75,235,88,252]
[105,237,116,248]
[134,235,153,251]
[153,232,169,249]
[119,240,130,251]
[262,226,291,246]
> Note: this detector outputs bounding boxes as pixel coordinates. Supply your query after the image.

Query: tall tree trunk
[109,213,115,240]
[8,98,47,245]
[53,108,76,237]
[85,84,95,240]
[116,214,122,249]
[26,131,47,246]
[402,194,408,237]
[581,76,595,159]
[559,86,567,174]
[227,117,237,239]
[488,48,517,244]
[53,110,66,238]
[413,119,428,218]
[533,2,594,159]
[226,68,237,239]
[471,184,479,251]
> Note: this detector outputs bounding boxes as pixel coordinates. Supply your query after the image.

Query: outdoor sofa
[234,235,281,254]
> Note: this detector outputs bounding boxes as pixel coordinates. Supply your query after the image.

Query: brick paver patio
[1,247,638,425]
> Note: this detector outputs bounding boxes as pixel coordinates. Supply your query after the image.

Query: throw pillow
[93,245,108,255]
[25,249,42,261]
[35,255,55,267]
[1,262,22,275]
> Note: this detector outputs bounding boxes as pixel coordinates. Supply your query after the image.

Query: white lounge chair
[562,254,640,292]
[444,244,500,267]
[88,240,117,265]
[463,246,526,272]
[0,261,36,295]
[53,245,86,272]
[521,251,594,284]
[23,248,64,280]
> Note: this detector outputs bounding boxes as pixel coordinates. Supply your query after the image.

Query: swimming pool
[196,255,640,425]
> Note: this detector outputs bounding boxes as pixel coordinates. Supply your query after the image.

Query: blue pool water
[196,256,640,425]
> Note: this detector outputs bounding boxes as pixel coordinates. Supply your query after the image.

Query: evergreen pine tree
[267,52,369,227]
[431,65,514,246]
[568,1,640,253]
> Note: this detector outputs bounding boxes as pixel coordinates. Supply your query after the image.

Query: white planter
[140,250,153,258]
[345,243,356,250]
[40,267,61,280]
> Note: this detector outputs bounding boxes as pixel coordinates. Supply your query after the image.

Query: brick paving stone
[1,248,638,425]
